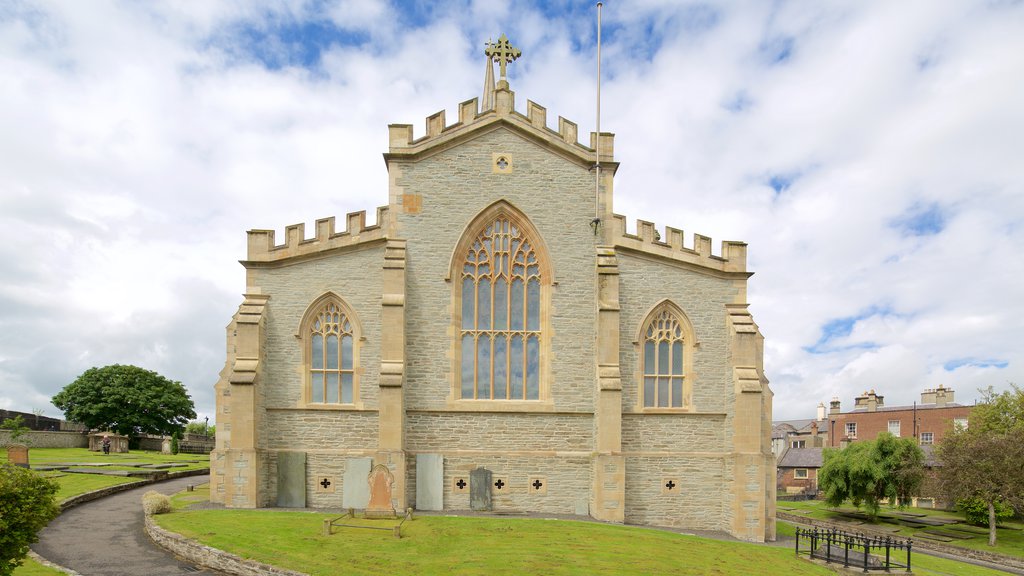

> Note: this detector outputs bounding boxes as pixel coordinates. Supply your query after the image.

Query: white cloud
[1,0,1021,423]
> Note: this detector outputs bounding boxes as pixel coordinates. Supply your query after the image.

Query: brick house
[777,447,822,495]
[824,386,971,448]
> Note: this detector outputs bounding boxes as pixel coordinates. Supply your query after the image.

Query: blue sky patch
[767,172,798,194]
[805,306,894,354]
[889,202,947,237]
[760,35,794,64]
[215,13,371,70]
[943,358,1009,371]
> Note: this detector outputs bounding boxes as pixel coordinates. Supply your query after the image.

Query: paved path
[33,476,222,576]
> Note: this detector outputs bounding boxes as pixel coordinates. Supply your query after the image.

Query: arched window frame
[298,292,362,408]
[635,300,696,412]
[448,201,553,409]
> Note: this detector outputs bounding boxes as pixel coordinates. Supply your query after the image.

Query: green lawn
[155,508,832,576]
[15,447,209,502]
[778,499,1024,559]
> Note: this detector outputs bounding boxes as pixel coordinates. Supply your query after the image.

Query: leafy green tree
[956,496,1015,527]
[818,432,925,517]
[184,420,215,437]
[0,416,30,446]
[52,365,196,438]
[0,463,60,575]
[938,385,1024,546]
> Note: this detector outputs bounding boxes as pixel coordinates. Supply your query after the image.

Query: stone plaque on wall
[276,451,306,508]
[470,467,492,511]
[343,457,372,509]
[416,454,444,511]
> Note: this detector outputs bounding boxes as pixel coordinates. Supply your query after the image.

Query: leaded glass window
[309,301,355,404]
[460,216,541,400]
[642,309,686,408]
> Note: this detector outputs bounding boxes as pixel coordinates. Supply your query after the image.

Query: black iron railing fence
[795,527,912,572]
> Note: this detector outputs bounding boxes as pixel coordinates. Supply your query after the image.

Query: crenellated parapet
[609,213,748,275]
[244,206,390,264]
[385,87,615,171]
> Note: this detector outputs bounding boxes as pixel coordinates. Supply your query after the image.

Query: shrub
[142,491,172,516]
[0,416,30,446]
[957,496,1015,527]
[0,463,60,576]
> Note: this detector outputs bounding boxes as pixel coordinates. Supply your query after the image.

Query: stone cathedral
[211,35,775,542]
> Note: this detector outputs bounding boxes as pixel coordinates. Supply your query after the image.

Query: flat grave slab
[66,468,167,478]
[949,524,990,535]
[914,532,954,542]
[920,528,974,540]
[135,463,188,469]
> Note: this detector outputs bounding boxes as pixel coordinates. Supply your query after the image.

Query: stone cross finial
[485,33,521,80]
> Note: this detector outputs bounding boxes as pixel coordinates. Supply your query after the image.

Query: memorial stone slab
[7,445,29,468]
[470,467,492,511]
[276,451,306,508]
[366,463,396,518]
[343,457,372,509]
[416,454,444,511]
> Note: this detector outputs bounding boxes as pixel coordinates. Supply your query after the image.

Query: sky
[1,0,1022,424]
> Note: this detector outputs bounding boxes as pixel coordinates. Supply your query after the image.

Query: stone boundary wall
[778,511,1024,572]
[0,430,88,448]
[145,516,306,576]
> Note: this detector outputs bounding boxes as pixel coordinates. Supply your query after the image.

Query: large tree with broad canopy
[52,364,196,437]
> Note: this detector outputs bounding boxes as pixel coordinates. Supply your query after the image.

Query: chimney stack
[829,397,841,415]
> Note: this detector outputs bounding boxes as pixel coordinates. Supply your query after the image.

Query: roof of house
[772,419,818,438]
[778,447,824,468]
[847,403,967,413]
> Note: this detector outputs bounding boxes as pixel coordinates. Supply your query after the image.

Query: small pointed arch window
[639,303,694,409]
[304,296,359,404]
[455,205,549,401]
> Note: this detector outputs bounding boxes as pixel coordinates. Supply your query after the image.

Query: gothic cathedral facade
[211,38,775,542]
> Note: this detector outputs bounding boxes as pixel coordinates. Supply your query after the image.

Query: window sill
[281,403,369,412]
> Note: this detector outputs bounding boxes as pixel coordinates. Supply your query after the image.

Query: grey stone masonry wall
[0,430,88,449]
[405,412,593,453]
[624,455,726,529]
[248,242,385,426]
[394,128,600,413]
[437,454,591,515]
[621,414,726,453]
[263,410,379,451]
[617,251,741,416]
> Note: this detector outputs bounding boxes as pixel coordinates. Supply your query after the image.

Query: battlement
[386,87,615,168]
[609,213,748,275]
[244,206,390,264]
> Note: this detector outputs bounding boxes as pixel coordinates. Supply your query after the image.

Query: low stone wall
[778,511,1024,572]
[145,516,306,576]
[59,469,210,511]
[0,430,88,448]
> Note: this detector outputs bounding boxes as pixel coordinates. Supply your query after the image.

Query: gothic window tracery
[639,304,693,409]
[458,215,543,400]
[307,299,358,404]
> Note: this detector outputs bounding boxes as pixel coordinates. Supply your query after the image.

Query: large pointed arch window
[457,212,546,400]
[639,303,694,409]
[305,297,359,404]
